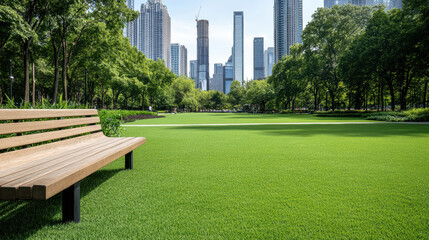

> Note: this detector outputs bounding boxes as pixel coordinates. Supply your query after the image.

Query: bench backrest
[0,109,102,152]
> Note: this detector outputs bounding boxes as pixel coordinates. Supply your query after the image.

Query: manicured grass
[124,112,373,125]
[1,114,428,239]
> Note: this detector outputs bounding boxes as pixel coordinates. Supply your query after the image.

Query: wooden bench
[0,109,146,223]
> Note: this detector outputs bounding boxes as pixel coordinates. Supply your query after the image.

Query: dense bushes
[98,110,157,137]
[315,110,375,118]
[366,109,429,122]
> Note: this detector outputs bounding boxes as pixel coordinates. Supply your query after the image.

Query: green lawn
[1,114,428,239]
[125,112,373,125]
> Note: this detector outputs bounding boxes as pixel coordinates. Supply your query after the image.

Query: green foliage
[0,94,87,109]
[227,81,247,107]
[269,45,306,110]
[246,80,275,112]
[366,109,429,122]
[98,110,157,137]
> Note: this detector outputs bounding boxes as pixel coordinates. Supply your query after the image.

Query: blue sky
[134,0,324,80]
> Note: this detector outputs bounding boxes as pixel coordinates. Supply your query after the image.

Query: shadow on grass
[0,168,122,239]
[172,124,429,138]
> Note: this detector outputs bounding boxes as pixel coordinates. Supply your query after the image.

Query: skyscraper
[233,12,244,84]
[388,0,402,10]
[125,0,135,45]
[253,38,265,80]
[180,45,188,77]
[171,44,188,77]
[139,0,171,68]
[350,0,373,6]
[224,56,233,94]
[197,20,210,91]
[211,63,224,92]
[324,0,348,8]
[190,60,198,88]
[274,0,303,63]
[325,0,402,9]
[264,47,275,78]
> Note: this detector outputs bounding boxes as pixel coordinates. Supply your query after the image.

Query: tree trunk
[313,89,318,111]
[51,35,62,104]
[330,91,335,111]
[348,91,351,111]
[62,40,68,101]
[423,78,428,108]
[52,53,60,103]
[355,85,361,110]
[32,63,35,106]
[141,92,145,110]
[23,40,30,102]
[101,83,105,109]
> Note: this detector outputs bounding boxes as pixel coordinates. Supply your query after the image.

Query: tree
[269,45,306,110]
[0,1,33,55]
[246,80,274,112]
[227,81,246,108]
[171,77,195,108]
[302,4,373,110]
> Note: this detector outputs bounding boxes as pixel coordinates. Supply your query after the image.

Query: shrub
[365,109,429,122]
[98,110,158,137]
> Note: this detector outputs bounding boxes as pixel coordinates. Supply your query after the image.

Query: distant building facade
[197,20,210,91]
[324,0,348,8]
[139,0,171,68]
[224,56,233,94]
[211,63,224,92]
[274,0,303,63]
[125,0,135,43]
[190,60,198,88]
[324,0,402,9]
[171,44,188,77]
[233,12,244,84]
[180,45,187,77]
[264,47,275,78]
[253,38,265,80]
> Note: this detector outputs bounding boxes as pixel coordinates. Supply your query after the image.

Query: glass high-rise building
[324,0,402,9]
[197,20,210,91]
[125,0,135,44]
[274,0,303,63]
[388,0,402,10]
[324,0,349,8]
[180,45,187,77]
[253,38,265,80]
[224,56,234,94]
[139,0,171,69]
[171,44,188,77]
[190,60,198,88]
[211,63,224,92]
[264,47,275,78]
[233,12,244,84]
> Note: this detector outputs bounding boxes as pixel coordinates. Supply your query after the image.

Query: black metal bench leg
[62,182,80,223]
[125,151,133,170]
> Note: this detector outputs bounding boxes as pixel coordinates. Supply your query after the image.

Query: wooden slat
[0,132,105,171]
[0,117,100,135]
[0,109,98,121]
[32,137,146,200]
[0,137,116,185]
[0,125,101,150]
[0,138,130,200]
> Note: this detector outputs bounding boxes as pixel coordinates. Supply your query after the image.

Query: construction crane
[195,6,202,23]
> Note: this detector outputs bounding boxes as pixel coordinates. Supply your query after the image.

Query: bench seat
[0,109,146,223]
[0,133,145,201]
